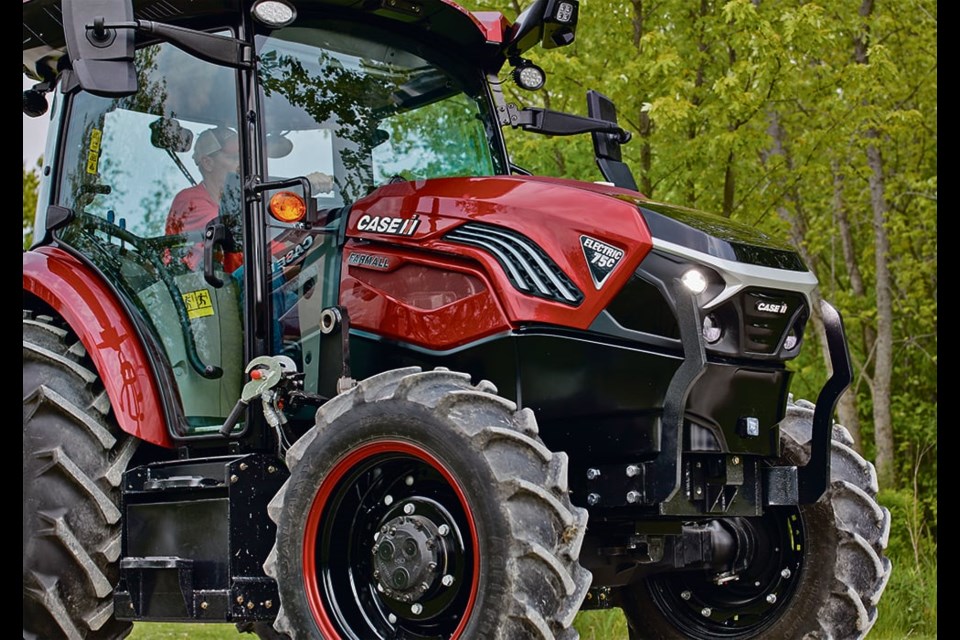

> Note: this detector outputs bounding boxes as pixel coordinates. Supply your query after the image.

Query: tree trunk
[866,142,895,488]
[854,0,895,489]
[830,161,864,451]
[631,0,654,196]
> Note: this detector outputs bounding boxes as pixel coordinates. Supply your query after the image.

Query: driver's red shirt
[166,183,242,272]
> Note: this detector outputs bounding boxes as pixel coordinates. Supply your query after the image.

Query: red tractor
[23,1,890,638]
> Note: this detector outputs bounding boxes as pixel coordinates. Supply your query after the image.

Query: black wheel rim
[303,440,479,639]
[645,509,805,638]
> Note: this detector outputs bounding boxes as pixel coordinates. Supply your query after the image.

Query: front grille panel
[445,223,583,306]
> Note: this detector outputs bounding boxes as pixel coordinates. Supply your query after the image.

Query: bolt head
[701,607,712,617]
[230,474,239,483]
[438,524,450,536]
[405,475,414,486]
[586,493,601,506]
[625,490,641,504]
[388,613,397,624]
[411,603,423,615]
[625,464,640,478]
[267,465,276,473]
[384,495,394,506]
[403,503,415,515]
[200,601,209,610]
[247,601,255,610]
[586,468,601,480]
[239,462,248,471]
[265,600,272,609]
[442,574,454,586]
[766,593,777,604]
[681,590,692,601]
[781,568,792,579]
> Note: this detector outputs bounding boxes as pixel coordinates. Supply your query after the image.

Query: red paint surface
[342,247,511,349]
[343,176,654,346]
[23,247,172,448]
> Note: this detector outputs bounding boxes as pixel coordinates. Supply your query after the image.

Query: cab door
[52,38,247,436]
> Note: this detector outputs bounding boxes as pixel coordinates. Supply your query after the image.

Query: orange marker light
[269,190,307,223]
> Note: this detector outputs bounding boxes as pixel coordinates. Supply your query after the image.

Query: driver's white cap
[193,127,239,161]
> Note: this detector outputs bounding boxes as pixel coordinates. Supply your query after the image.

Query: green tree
[23,158,41,249]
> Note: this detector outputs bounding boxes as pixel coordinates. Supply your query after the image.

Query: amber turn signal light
[269,190,307,223]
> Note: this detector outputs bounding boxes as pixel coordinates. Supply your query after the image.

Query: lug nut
[442,574,454,586]
[388,613,397,624]
[781,568,792,579]
[701,607,712,617]
[586,468,601,480]
[438,524,450,536]
[625,465,640,477]
[681,590,692,601]
[405,475,414,486]
[403,503,415,514]
[766,593,777,604]
[625,490,641,504]
[587,493,601,506]
[732,456,740,465]
[411,603,423,615]
[384,495,394,506]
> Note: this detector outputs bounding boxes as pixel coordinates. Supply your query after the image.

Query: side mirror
[62,0,137,97]
[505,0,580,57]
[587,90,639,191]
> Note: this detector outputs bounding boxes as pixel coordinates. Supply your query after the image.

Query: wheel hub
[371,513,442,603]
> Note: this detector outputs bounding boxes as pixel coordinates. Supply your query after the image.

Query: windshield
[256,25,502,204]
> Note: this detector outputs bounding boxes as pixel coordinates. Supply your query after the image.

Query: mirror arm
[87,19,254,69]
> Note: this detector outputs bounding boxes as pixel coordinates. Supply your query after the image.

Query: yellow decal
[86,129,102,175]
[182,289,215,320]
[89,128,102,152]
[86,150,99,174]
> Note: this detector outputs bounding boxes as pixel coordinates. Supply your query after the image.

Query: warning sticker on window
[86,129,102,174]
[182,289,215,319]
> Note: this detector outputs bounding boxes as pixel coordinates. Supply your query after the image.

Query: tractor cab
[24,0,606,441]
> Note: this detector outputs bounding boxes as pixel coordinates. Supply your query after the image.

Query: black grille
[740,290,807,354]
[445,223,583,306]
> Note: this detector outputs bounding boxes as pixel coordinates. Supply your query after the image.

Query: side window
[56,41,244,435]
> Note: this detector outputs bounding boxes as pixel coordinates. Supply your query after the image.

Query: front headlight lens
[681,269,707,294]
[702,314,722,344]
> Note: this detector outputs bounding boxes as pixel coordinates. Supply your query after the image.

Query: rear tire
[23,312,138,640]
[263,367,592,639]
[620,399,892,639]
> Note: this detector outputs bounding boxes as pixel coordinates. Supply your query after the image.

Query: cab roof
[23,0,513,81]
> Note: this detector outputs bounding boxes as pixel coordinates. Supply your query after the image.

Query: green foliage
[23,158,40,249]
[873,489,938,637]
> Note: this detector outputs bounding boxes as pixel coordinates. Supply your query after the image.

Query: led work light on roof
[252,0,297,28]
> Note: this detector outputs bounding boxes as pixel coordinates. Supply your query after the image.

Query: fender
[23,247,172,448]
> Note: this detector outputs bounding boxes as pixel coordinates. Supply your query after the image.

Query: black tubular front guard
[654,282,851,507]
[798,299,853,503]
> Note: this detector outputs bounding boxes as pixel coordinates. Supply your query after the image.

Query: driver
[166,126,243,272]
[166,126,334,273]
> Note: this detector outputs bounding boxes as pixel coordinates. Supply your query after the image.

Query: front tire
[620,399,892,639]
[264,367,592,639]
[23,312,138,640]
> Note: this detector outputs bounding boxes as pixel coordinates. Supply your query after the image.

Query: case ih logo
[580,235,624,289]
[357,214,420,236]
[756,301,789,314]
